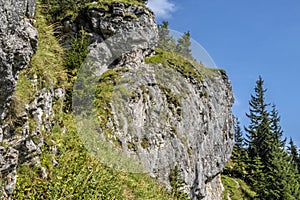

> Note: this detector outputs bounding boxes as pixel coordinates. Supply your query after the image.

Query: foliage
[157,22,193,60]
[224,118,248,178]
[63,30,91,112]
[175,32,192,59]
[157,21,177,52]
[94,69,120,133]
[288,138,300,171]
[169,166,190,200]
[146,49,203,83]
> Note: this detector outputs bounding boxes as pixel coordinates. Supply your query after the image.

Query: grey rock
[40,167,47,179]
[25,139,37,153]
[0,127,3,143]
[54,88,65,99]
[97,63,234,199]
[4,170,17,195]
[52,159,58,167]
[0,0,38,122]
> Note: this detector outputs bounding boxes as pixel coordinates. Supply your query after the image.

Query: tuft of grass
[158,84,182,116]
[8,4,68,131]
[28,8,67,89]
[146,49,203,83]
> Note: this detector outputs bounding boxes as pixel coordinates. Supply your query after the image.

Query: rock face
[79,60,235,199]
[0,0,38,121]
[71,2,235,199]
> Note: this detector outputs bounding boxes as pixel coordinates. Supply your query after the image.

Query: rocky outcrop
[71,2,234,199]
[0,0,37,122]
[0,85,65,198]
[75,58,234,199]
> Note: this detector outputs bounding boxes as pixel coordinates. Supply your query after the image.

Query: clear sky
[147,0,300,146]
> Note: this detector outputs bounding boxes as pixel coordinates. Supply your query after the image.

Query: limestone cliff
[0,1,234,199]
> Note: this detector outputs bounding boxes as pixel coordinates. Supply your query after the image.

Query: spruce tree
[245,76,272,162]
[235,117,244,149]
[245,77,300,199]
[157,21,176,52]
[230,118,248,178]
[270,104,286,147]
[288,138,300,171]
[176,31,192,59]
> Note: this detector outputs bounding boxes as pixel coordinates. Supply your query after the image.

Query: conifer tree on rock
[176,31,192,59]
[157,21,176,52]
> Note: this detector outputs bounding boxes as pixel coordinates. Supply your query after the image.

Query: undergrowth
[14,113,177,200]
[146,49,203,83]
[222,175,257,200]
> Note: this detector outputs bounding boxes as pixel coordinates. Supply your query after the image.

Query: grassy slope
[13,4,186,200]
[13,1,233,199]
[221,175,257,200]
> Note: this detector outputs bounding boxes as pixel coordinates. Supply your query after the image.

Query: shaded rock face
[0,0,38,122]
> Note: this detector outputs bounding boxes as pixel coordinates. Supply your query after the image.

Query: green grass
[146,49,203,83]
[27,9,67,89]
[14,114,178,200]
[222,175,257,200]
[8,4,67,131]
[146,49,229,83]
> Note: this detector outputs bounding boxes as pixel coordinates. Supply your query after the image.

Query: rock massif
[71,2,235,199]
[0,1,234,199]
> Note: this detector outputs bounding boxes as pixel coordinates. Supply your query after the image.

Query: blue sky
[147,0,300,146]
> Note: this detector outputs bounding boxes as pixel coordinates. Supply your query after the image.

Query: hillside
[0,1,235,199]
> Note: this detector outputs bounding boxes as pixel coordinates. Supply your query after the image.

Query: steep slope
[0,1,235,199]
[0,0,38,197]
